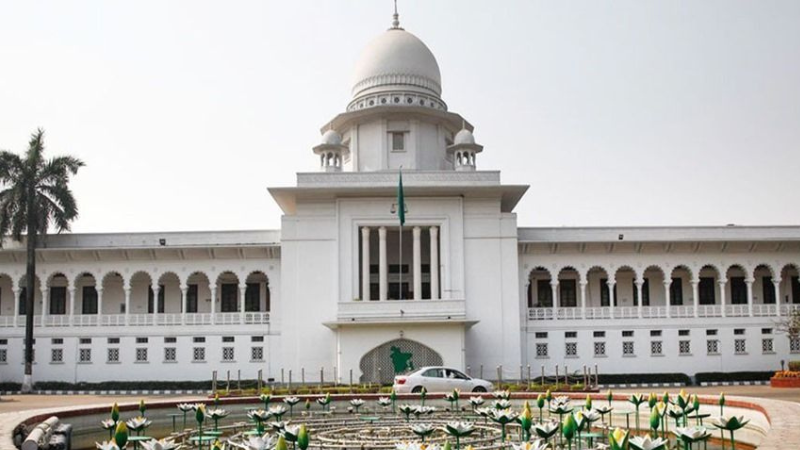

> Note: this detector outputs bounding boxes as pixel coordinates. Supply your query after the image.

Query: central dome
[351,28,442,101]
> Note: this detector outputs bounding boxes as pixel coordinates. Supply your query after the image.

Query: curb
[699,381,769,387]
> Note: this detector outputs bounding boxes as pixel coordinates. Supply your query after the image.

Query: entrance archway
[359,339,443,384]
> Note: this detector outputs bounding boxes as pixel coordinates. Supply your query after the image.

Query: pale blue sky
[1,1,799,233]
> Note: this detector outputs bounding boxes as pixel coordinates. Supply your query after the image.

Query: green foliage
[597,373,691,385]
[788,361,800,372]
[694,371,775,383]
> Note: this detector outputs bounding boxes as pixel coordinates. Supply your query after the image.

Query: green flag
[397,169,405,226]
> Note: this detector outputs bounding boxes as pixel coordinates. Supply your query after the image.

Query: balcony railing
[0,311,270,328]
[527,304,792,320]
[338,299,466,322]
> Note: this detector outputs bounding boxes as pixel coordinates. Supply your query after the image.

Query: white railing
[726,304,750,317]
[0,316,15,327]
[584,307,612,319]
[101,314,127,326]
[781,304,800,316]
[215,312,242,325]
[616,307,639,319]
[753,304,777,317]
[697,305,722,318]
[127,314,155,326]
[670,305,694,318]
[244,312,270,325]
[641,306,668,318]
[72,314,99,326]
[184,313,214,326]
[338,299,467,321]
[45,315,72,327]
[555,307,582,320]
[156,313,183,326]
[528,308,554,320]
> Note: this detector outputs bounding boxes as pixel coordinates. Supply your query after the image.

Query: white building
[1,13,798,385]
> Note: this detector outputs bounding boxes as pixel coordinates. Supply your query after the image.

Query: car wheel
[411,386,424,393]
[472,386,487,393]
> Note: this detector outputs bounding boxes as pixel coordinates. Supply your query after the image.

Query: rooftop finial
[391,0,400,29]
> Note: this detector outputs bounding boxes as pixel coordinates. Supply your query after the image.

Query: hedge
[597,373,692,385]
[694,371,775,383]
[33,380,214,391]
[0,382,21,391]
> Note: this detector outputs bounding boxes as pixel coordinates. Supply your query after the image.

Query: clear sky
[1,1,799,233]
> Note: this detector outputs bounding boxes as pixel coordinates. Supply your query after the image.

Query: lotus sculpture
[493,390,511,400]
[269,405,288,421]
[247,409,271,434]
[140,439,179,450]
[114,422,129,450]
[350,398,365,414]
[444,389,460,411]
[410,423,435,442]
[493,399,512,410]
[441,421,475,450]
[608,428,629,450]
[297,425,309,450]
[125,417,151,435]
[229,434,276,450]
[205,408,229,431]
[101,419,116,440]
[378,397,393,409]
[468,396,484,412]
[317,393,331,411]
[533,420,559,445]
[518,401,533,441]
[673,426,711,450]
[562,412,577,450]
[510,440,548,450]
[283,397,301,417]
[177,403,194,430]
[281,425,302,450]
[628,394,646,431]
[713,415,749,450]
[490,409,518,441]
[398,404,416,422]
[96,441,121,450]
[259,393,272,410]
[629,435,668,450]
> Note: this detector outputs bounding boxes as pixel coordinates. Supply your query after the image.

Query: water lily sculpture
[350,398,365,414]
[125,417,152,435]
[493,390,511,400]
[297,425,309,450]
[229,434,276,450]
[628,394,646,431]
[674,426,712,450]
[114,422,129,450]
[549,400,574,434]
[535,394,546,422]
[177,403,194,430]
[269,405,288,421]
[378,397,393,409]
[259,393,272,410]
[139,399,147,417]
[585,394,593,411]
[594,405,613,427]
[211,440,226,450]
[572,411,587,450]
[111,403,120,424]
[317,393,332,411]
[413,405,437,419]
[648,392,658,410]
[493,399,512,410]
[510,440,548,450]
[441,421,475,450]
[629,435,668,450]
[283,397,301,417]
[562,412,577,450]
[419,386,428,406]
[275,436,288,450]
[468,396,484,412]
[281,425,302,450]
[608,428,629,450]
[445,389,460,411]
[206,408,229,431]
[101,419,116,440]
[140,439,179,450]
[247,409,271,434]
[518,401,533,441]
[533,420,559,445]
[718,392,725,416]
[96,441,121,450]
[490,409,519,441]
[270,421,288,432]
[713,415,749,450]
[649,407,661,437]
[410,423,435,442]
[398,404,416,422]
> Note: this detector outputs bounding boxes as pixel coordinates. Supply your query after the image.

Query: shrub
[694,371,775,383]
[0,382,21,391]
[789,361,800,372]
[597,373,691,385]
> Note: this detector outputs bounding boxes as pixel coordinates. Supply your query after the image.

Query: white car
[393,366,494,394]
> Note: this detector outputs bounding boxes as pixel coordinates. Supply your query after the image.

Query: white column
[550,280,559,320]
[124,286,131,325]
[429,226,439,300]
[96,287,103,321]
[361,227,371,301]
[691,279,699,318]
[239,283,247,323]
[41,287,48,327]
[153,284,160,324]
[663,281,672,318]
[12,287,20,327]
[745,278,754,317]
[379,227,388,301]
[181,284,188,324]
[413,226,422,300]
[68,287,76,325]
[210,286,217,324]
[774,278,782,317]
[718,280,727,318]
[635,279,644,318]
[579,280,587,318]
[608,280,616,318]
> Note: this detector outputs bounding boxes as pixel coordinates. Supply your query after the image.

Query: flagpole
[399,222,403,300]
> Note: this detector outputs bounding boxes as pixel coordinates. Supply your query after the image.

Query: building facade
[0,14,798,384]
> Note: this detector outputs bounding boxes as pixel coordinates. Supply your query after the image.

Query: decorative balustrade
[0,312,271,327]
[527,303,787,320]
[584,307,612,319]
[338,298,466,322]
[696,305,721,318]
[726,304,750,317]
[752,304,777,317]
[641,306,668,318]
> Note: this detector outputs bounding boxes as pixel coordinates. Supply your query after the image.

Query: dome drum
[347,91,447,112]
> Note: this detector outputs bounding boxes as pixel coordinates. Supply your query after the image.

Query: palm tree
[0,129,84,392]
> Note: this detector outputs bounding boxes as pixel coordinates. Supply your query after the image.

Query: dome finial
[391,0,401,29]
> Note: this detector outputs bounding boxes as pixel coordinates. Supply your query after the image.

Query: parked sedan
[393,366,493,393]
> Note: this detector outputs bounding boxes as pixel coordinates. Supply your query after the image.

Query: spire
[391,0,401,29]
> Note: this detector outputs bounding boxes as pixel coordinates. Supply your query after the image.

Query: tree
[0,129,84,392]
